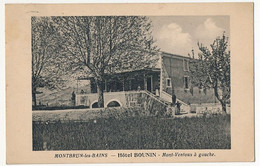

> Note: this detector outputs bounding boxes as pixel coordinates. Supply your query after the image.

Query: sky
[149,16,230,57]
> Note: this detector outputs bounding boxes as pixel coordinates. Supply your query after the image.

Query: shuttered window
[183,59,189,71]
[184,76,189,89]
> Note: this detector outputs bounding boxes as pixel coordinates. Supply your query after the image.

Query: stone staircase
[143,90,171,106]
[159,91,190,115]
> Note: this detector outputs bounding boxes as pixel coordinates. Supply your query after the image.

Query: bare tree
[52,16,159,107]
[190,33,230,113]
[32,17,66,106]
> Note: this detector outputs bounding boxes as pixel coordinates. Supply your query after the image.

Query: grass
[33,114,230,150]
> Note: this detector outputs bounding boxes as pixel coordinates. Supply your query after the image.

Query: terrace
[75,68,161,108]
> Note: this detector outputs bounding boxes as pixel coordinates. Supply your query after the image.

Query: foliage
[190,33,230,112]
[32,106,165,122]
[52,16,159,107]
[33,115,230,150]
[31,17,67,106]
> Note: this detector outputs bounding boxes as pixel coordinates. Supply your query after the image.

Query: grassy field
[33,114,230,150]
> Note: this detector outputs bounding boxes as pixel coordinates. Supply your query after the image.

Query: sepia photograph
[32,16,231,150]
[5,3,254,163]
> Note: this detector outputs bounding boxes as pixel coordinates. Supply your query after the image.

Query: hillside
[37,83,90,107]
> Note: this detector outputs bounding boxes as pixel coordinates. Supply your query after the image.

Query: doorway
[146,76,152,92]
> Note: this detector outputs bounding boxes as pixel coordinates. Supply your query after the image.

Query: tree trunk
[213,84,227,113]
[221,101,227,114]
[32,91,37,107]
[171,87,176,106]
[96,79,104,108]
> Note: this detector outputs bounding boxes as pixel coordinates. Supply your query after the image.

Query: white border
[1,1,259,166]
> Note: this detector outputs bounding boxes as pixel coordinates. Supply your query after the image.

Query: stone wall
[75,91,127,108]
[190,103,230,114]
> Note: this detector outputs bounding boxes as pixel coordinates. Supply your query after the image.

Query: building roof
[77,68,160,80]
[161,51,192,60]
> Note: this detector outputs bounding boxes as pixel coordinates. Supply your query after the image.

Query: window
[166,78,171,87]
[183,59,189,71]
[184,76,189,89]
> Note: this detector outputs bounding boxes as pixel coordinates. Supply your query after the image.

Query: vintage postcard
[6,3,254,164]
